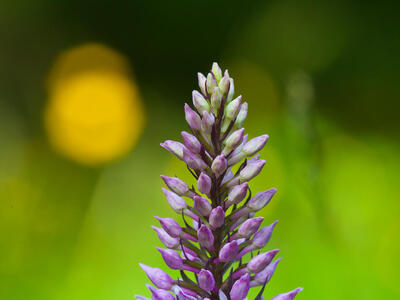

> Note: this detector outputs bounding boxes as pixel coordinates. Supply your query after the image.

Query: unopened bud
[247,249,279,273]
[206,73,217,95]
[211,154,227,178]
[229,273,250,300]
[160,175,189,196]
[184,103,201,131]
[160,140,186,160]
[247,188,277,212]
[218,240,239,262]
[237,216,264,238]
[197,225,214,250]
[201,111,215,134]
[235,102,248,127]
[154,216,182,237]
[225,96,242,120]
[209,206,225,229]
[198,72,207,96]
[181,131,201,154]
[243,135,269,157]
[182,148,207,171]
[211,87,222,114]
[197,172,212,195]
[139,263,174,290]
[222,128,245,156]
[192,90,210,114]
[156,248,183,270]
[193,195,212,217]
[270,288,304,300]
[211,62,222,82]
[198,269,215,292]
[227,182,248,207]
[239,159,266,182]
[161,188,187,213]
[151,226,179,249]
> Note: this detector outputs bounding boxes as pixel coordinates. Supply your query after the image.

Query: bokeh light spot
[45,44,145,166]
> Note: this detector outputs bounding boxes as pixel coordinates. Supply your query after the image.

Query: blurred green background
[1,0,399,299]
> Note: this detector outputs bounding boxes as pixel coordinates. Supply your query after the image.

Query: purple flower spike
[198,269,215,292]
[139,264,174,290]
[197,225,214,250]
[209,206,225,229]
[247,188,277,212]
[211,154,227,178]
[184,103,201,131]
[230,273,250,300]
[197,172,212,195]
[251,258,282,287]
[247,249,280,273]
[181,131,202,154]
[137,63,302,299]
[270,288,304,300]
[160,175,190,196]
[218,240,239,262]
[193,195,212,217]
[154,216,181,237]
[156,248,183,270]
[161,188,187,213]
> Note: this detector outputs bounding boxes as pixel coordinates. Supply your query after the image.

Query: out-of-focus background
[1,1,399,299]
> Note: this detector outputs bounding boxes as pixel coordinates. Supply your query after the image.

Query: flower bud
[194,195,212,217]
[161,188,187,213]
[243,134,269,157]
[237,216,264,238]
[211,154,227,178]
[219,240,238,262]
[222,128,245,156]
[209,206,225,229]
[197,172,212,195]
[198,72,207,96]
[247,249,279,273]
[154,216,182,237]
[251,258,281,287]
[198,269,215,292]
[221,168,234,185]
[182,148,207,171]
[227,78,235,102]
[139,263,174,290]
[247,188,277,212]
[211,62,222,82]
[184,104,201,131]
[227,182,248,207]
[225,96,241,120]
[206,73,217,95]
[147,285,175,300]
[270,288,303,300]
[201,111,215,134]
[181,131,201,154]
[160,140,186,160]
[229,273,250,300]
[252,221,279,249]
[211,87,222,114]
[192,90,210,114]
[197,225,214,250]
[235,102,248,127]
[239,159,266,182]
[152,226,180,249]
[218,72,230,95]
[156,248,183,270]
[160,175,189,196]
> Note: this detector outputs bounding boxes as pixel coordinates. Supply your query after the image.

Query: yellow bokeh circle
[45,44,145,166]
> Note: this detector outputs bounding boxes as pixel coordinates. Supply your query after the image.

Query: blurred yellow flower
[45,44,145,166]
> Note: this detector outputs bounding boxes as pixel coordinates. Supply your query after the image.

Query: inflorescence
[135,63,303,300]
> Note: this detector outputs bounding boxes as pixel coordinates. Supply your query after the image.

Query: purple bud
[152,226,179,249]
[270,288,304,300]
[184,103,201,131]
[209,206,225,229]
[211,62,222,82]
[181,131,201,154]
[218,289,228,300]
[237,217,264,238]
[161,175,189,196]
[218,73,230,95]
[247,249,279,273]
[193,195,212,217]
[198,72,207,96]
[243,135,269,157]
[225,95,241,120]
[139,263,174,290]
[192,90,210,114]
[198,269,215,292]
[227,182,248,207]
[160,140,186,160]
[201,111,215,134]
[227,78,235,102]
[156,248,183,270]
[161,188,187,213]
[229,273,250,300]
[252,221,279,249]
[197,172,212,195]
[147,285,175,300]
[239,159,266,182]
[182,148,207,171]
[221,168,234,185]
[251,258,281,287]
[197,225,214,250]
[154,216,182,237]
[219,240,239,262]
[235,102,248,127]
[211,86,222,113]
[247,188,277,211]
[211,154,227,178]
[206,73,217,95]
[223,128,245,155]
